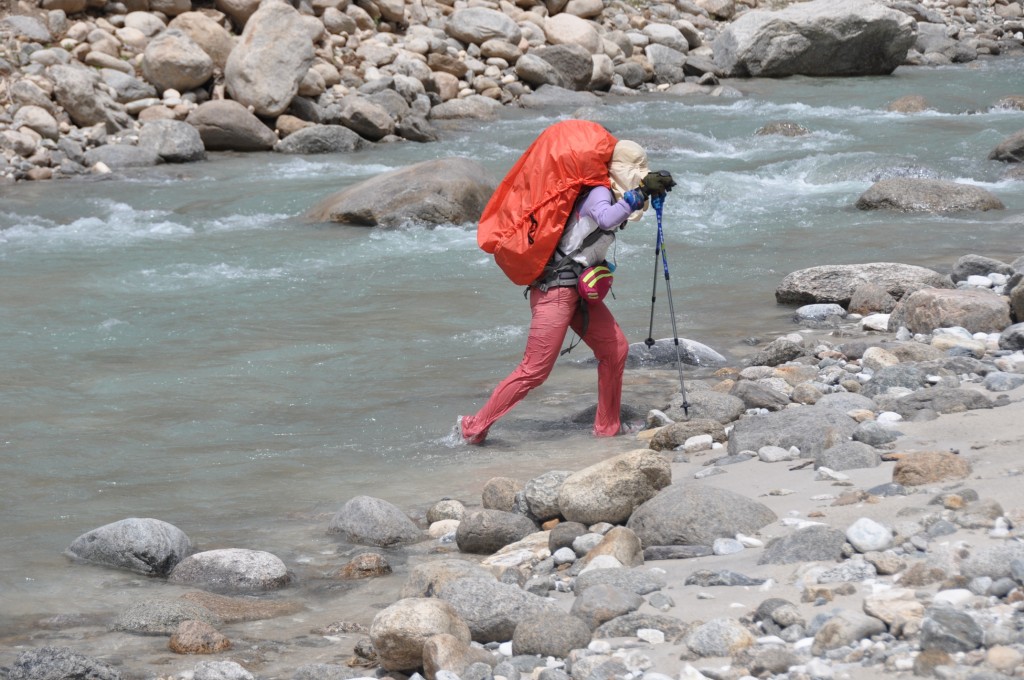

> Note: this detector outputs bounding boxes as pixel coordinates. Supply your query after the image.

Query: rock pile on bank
[26,249,1024,679]
[1,0,1023,181]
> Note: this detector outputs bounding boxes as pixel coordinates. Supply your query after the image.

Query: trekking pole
[647,193,690,416]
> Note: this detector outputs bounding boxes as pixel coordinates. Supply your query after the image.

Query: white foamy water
[0,60,1023,665]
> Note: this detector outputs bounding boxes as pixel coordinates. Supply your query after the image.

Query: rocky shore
[1,0,1024,182]
[5,251,1024,680]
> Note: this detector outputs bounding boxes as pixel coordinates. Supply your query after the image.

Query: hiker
[458,135,674,445]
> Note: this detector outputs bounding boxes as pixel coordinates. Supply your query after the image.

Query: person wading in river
[456,135,674,445]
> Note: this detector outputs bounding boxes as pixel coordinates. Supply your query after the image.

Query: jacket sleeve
[580,186,632,230]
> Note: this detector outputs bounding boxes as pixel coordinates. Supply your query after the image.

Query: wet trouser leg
[460,286,577,442]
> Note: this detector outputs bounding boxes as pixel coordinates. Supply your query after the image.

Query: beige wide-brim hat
[609,140,649,221]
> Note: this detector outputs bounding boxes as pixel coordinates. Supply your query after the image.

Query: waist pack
[577,263,614,302]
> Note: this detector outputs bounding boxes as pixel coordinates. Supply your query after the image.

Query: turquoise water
[1,58,1022,625]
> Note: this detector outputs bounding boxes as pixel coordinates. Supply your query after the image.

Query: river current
[1,58,1023,642]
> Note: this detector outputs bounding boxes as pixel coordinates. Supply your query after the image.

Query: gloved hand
[623,189,645,211]
[640,170,677,198]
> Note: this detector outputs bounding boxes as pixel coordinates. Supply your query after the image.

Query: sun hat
[608,140,649,220]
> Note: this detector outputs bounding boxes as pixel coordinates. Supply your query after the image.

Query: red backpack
[477,120,618,285]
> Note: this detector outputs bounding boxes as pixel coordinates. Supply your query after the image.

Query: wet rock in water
[625,337,727,368]
[186,100,278,151]
[179,591,304,622]
[685,617,755,657]
[337,552,392,579]
[84,144,163,169]
[776,262,951,305]
[856,178,1005,213]
[988,128,1024,163]
[274,125,364,154]
[112,597,221,634]
[887,94,930,112]
[138,120,206,163]
[369,597,471,671]
[744,336,805,367]
[168,619,231,654]
[793,303,846,323]
[848,281,897,314]
[328,495,422,547]
[455,509,536,554]
[713,0,915,77]
[193,660,253,680]
[65,517,192,576]
[899,288,1011,334]
[727,406,857,458]
[570,583,644,630]
[755,121,810,136]
[438,577,560,643]
[627,484,776,547]
[758,525,846,565]
[557,449,671,526]
[512,610,592,657]
[6,646,122,680]
[427,499,466,524]
[399,558,496,598]
[684,569,765,587]
[891,451,971,486]
[307,157,496,228]
[168,548,290,592]
[815,440,881,471]
[524,470,572,521]
[665,389,746,425]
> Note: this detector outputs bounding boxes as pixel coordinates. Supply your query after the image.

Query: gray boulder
[856,179,1005,213]
[881,387,994,417]
[730,380,790,411]
[168,548,290,592]
[759,525,846,565]
[815,441,881,471]
[429,96,502,120]
[860,364,930,399]
[775,263,951,305]
[400,558,496,598]
[168,11,237,70]
[899,288,1011,334]
[523,470,572,521]
[727,406,858,457]
[626,338,727,368]
[570,583,644,630]
[455,509,536,554]
[574,566,667,595]
[225,0,315,117]
[557,449,671,525]
[65,517,192,576]
[194,661,254,680]
[515,53,564,89]
[951,254,1015,283]
[532,44,592,91]
[999,323,1024,351]
[438,577,561,643]
[626,484,777,547]
[336,96,395,141]
[306,157,496,228]
[852,420,900,446]
[645,43,688,84]
[919,606,985,653]
[664,388,746,425]
[84,144,162,169]
[275,124,365,154]
[815,391,877,413]
[111,597,221,634]
[328,495,422,547]
[142,29,214,94]
[6,647,121,680]
[989,129,1024,163]
[915,22,977,64]
[518,84,602,109]
[138,120,206,163]
[446,7,522,46]
[713,0,915,77]
[513,611,592,657]
[101,69,157,103]
[50,64,132,132]
[186,100,277,151]
[369,598,471,672]
[594,613,689,639]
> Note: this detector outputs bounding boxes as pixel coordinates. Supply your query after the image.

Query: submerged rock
[65,517,192,576]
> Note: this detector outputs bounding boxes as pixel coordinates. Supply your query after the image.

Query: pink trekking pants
[461,285,629,442]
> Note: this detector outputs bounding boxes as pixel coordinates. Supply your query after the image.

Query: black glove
[640,170,677,198]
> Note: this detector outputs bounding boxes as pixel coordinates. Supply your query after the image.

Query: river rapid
[1,57,1023,668]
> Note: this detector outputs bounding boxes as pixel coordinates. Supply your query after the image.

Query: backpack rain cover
[477,120,618,285]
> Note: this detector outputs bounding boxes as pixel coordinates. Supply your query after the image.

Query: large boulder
[168,12,237,70]
[168,548,290,592]
[713,0,915,77]
[327,495,422,547]
[557,449,672,525]
[899,288,1011,334]
[336,96,395,141]
[49,64,132,132]
[951,254,1015,283]
[543,13,601,54]
[306,157,497,228]
[185,99,277,151]
[438,577,561,643]
[65,518,192,576]
[531,44,593,91]
[627,484,777,547]
[726,406,858,458]
[856,179,1005,213]
[142,29,214,94]
[775,263,951,305]
[445,8,522,46]
[369,598,471,671]
[455,509,536,554]
[988,129,1024,163]
[138,119,206,163]
[275,124,364,154]
[224,0,315,117]
[6,647,121,680]
[399,559,496,599]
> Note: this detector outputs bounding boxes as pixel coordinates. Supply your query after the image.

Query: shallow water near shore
[1,58,1023,664]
